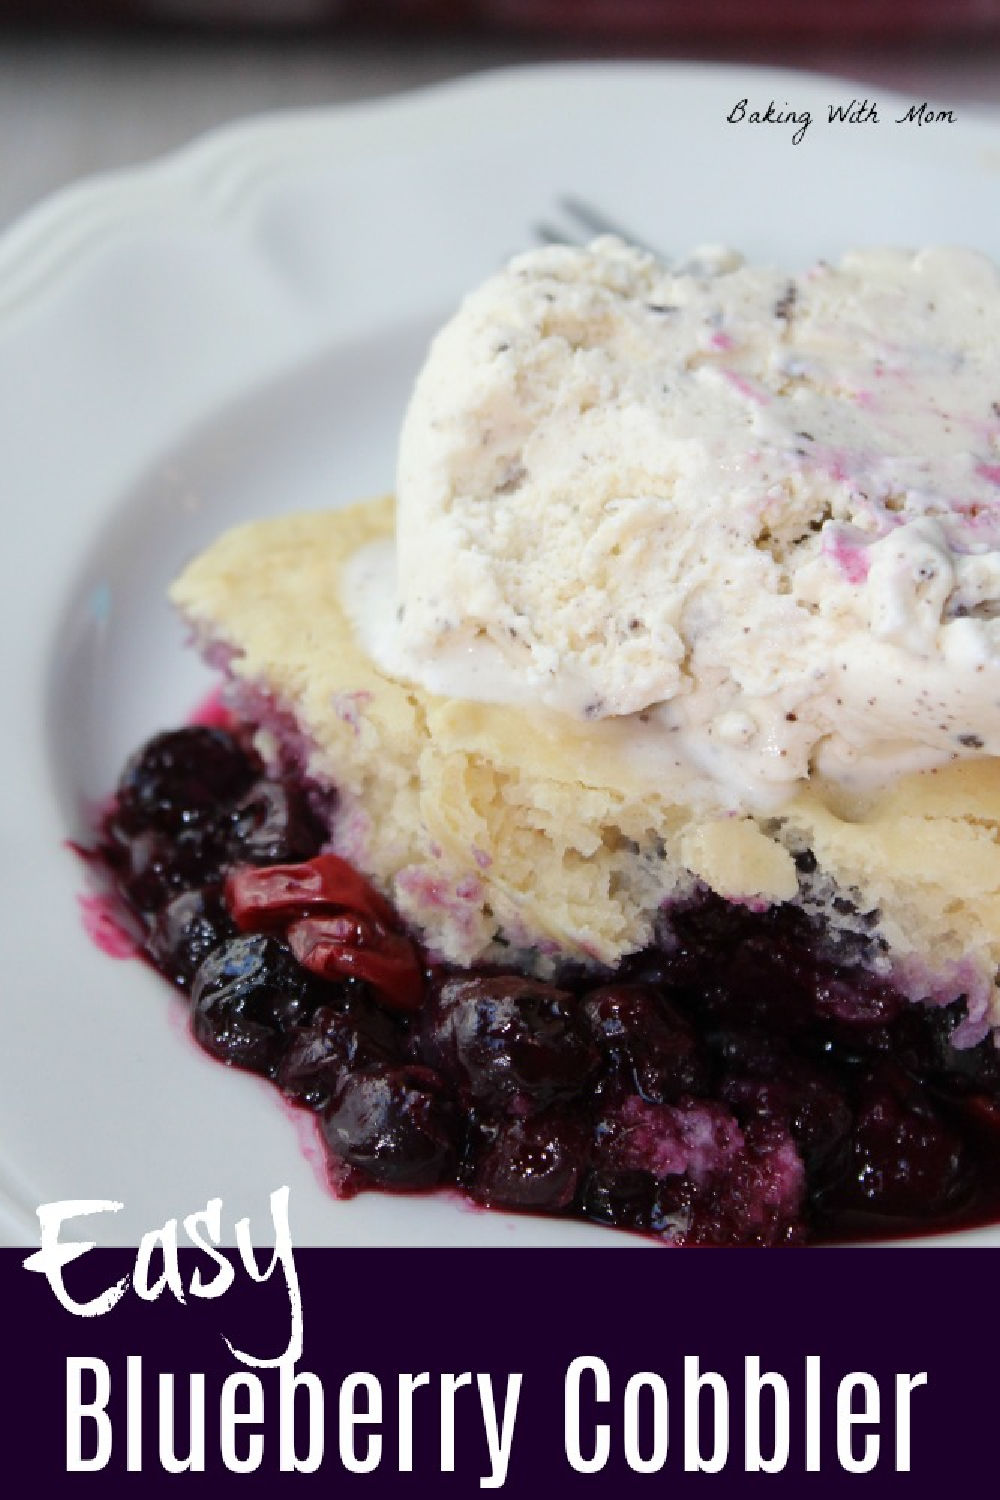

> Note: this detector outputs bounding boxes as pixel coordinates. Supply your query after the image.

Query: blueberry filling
[89,723,1000,1246]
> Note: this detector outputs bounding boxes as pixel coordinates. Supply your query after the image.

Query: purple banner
[1,1237,991,1494]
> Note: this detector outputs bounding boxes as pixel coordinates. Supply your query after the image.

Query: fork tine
[533,221,575,246]
[535,195,665,261]
[558,196,632,240]
[559,196,665,259]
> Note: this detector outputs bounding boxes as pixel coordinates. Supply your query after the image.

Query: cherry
[226,855,397,931]
[224,855,423,1010]
[288,914,423,1012]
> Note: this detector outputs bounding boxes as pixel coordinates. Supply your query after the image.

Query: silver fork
[532,202,740,280]
[533,195,666,260]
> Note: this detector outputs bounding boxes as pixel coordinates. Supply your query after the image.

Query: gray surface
[1,30,999,232]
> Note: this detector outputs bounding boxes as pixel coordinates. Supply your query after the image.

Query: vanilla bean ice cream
[172,238,1000,1034]
[349,238,1000,813]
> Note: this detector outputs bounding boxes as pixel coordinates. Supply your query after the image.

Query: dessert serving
[93,237,1000,1245]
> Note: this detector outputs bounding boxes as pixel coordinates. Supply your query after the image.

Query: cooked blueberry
[145,884,235,987]
[471,1112,586,1212]
[708,938,818,1031]
[675,1120,807,1248]
[813,972,905,1029]
[926,1003,1000,1095]
[321,1066,458,1190]
[649,1179,697,1241]
[707,1025,785,1077]
[721,1068,852,1173]
[581,1169,656,1231]
[596,1094,744,1183]
[423,976,598,1110]
[190,934,323,1077]
[116,727,257,834]
[278,1000,405,1110]
[115,825,229,912]
[818,1067,972,1221]
[226,779,326,865]
[951,1094,1000,1155]
[580,983,709,1102]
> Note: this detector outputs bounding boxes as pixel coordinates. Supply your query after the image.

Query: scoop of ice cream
[360,237,1000,811]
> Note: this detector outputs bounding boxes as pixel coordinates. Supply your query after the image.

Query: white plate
[4,61,1000,1248]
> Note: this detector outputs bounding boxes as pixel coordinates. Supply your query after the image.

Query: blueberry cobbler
[92,239,1000,1245]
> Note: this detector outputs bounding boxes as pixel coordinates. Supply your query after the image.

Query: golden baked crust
[172,496,1000,1028]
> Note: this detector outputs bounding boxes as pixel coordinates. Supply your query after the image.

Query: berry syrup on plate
[85,722,1000,1246]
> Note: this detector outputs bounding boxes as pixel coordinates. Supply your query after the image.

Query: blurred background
[2,1,999,232]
